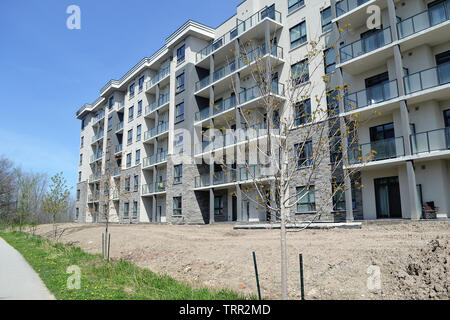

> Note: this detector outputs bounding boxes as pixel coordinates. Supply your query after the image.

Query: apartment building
[75,0,450,224]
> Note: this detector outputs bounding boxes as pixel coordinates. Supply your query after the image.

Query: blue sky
[0,0,241,193]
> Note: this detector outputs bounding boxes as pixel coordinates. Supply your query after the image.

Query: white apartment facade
[75,0,450,224]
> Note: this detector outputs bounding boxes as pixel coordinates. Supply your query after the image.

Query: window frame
[173,196,182,216]
[294,99,311,126]
[296,186,316,213]
[127,129,133,145]
[128,106,134,121]
[129,83,135,98]
[137,100,142,116]
[324,47,336,74]
[321,7,333,33]
[288,0,304,13]
[295,140,313,168]
[138,76,144,92]
[125,177,131,192]
[134,175,139,192]
[175,102,185,123]
[126,153,132,168]
[176,73,185,93]
[177,44,185,64]
[291,59,310,84]
[124,202,129,217]
[135,149,141,166]
[290,21,307,49]
[173,164,183,184]
[136,124,142,141]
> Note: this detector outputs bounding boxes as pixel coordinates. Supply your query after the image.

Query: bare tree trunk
[280,147,289,300]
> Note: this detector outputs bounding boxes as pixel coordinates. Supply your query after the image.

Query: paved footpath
[0,237,54,300]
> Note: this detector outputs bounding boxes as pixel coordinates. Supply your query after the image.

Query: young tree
[0,156,16,226]
[43,172,70,239]
[202,30,370,299]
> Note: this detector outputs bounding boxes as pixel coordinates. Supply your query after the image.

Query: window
[324,47,336,74]
[78,172,81,182]
[129,83,135,98]
[138,76,144,92]
[321,7,333,33]
[108,116,113,130]
[329,130,343,164]
[177,44,185,64]
[127,129,133,145]
[80,136,84,148]
[214,196,224,215]
[133,201,138,217]
[108,96,114,109]
[134,175,139,192]
[76,189,80,201]
[175,102,184,122]
[174,164,182,184]
[128,106,134,121]
[296,186,316,212]
[332,180,346,211]
[126,153,132,168]
[137,100,142,116]
[135,149,141,165]
[288,0,304,13]
[79,154,83,166]
[76,208,79,220]
[295,99,311,126]
[295,141,313,168]
[173,197,182,216]
[125,177,131,192]
[291,59,309,84]
[81,118,86,130]
[176,73,185,93]
[124,202,129,217]
[327,89,339,117]
[136,125,142,141]
[174,133,184,153]
[290,21,307,49]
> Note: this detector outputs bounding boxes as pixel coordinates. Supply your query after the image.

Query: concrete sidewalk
[0,237,54,300]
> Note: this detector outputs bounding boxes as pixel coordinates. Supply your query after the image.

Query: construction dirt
[33,221,449,300]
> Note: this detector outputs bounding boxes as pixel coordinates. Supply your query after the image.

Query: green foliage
[42,172,70,222]
[0,231,246,300]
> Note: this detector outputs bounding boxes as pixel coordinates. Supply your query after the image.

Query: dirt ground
[33,221,449,300]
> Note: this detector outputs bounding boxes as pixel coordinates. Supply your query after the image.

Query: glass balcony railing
[194,165,270,188]
[239,82,285,104]
[89,173,101,183]
[404,62,450,95]
[411,127,450,154]
[143,151,168,168]
[340,27,392,63]
[143,181,166,194]
[213,95,237,115]
[195,44,283,92]
[397,1,450,39]
[144,122,169,141]
[91,131,104,143]
[92,110,105,124]
[196,6,282,62]
[90,152,103,163]
[348,137,405,164]
[344,80,399,111]
[146,66,170,90]
[116,121,123,132]
[114,144,122,154]
[145,93,170,116]
[336,0,371,17]
[195,108,211,122]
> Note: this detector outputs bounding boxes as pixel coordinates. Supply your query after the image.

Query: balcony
[196,6,282,64]
[194,165,271,189]
[404,62,450,103]
[142,181,166,195]
[348,137,405,165]
[114,144,123,155]
[88,191,100,202]
[115,121,124,133]
[145,93,170,117]
[339,27,393,74]
[92,110,105,125]
[89,173,101,183]
[194,124,268,155]
[91,131,104,144]
[335,0,372,17]
[344,80,399,113]
[195,44,284,94]
[90,152,103,163]
[143,122,169,142]
[411,127,450,156]
[146,66,170,92]
[397,2,450,47]
[239,82,285,105]
[143,151,168,168]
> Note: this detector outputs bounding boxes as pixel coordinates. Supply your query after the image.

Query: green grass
[0,231,246,300]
